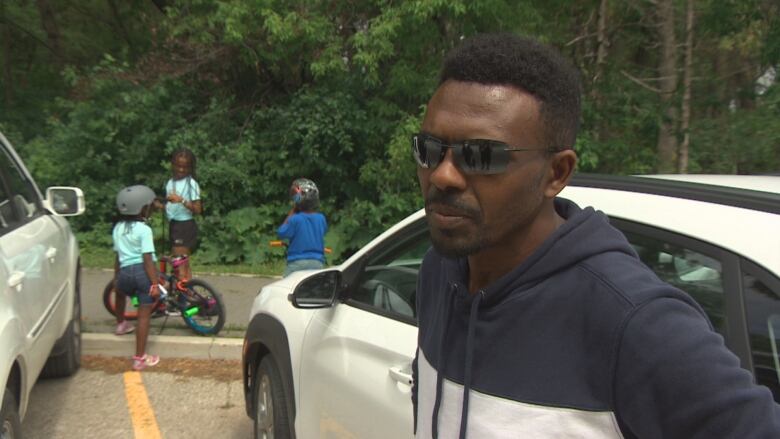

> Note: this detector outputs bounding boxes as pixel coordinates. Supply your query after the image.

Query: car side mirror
[290,270,342,309]
[44,187,85,216]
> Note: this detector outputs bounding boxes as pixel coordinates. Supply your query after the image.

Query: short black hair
[439,33,581,149]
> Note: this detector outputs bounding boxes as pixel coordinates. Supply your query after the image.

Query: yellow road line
[123,371,162,439]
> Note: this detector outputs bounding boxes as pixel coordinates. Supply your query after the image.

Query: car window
[742,268,780,402]
[0,147,41,220]
[349,227,430,319]
[0,176,16,232]
[622,230,727,336]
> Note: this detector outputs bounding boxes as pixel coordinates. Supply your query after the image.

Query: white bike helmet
[116,185,156,215]
[290,178,319,211]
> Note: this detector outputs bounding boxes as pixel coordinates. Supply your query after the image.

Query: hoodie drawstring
[458,290,483,439]
[432,284,483,439]
[432,283,458,438]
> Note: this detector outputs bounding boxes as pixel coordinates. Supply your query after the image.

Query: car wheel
[254,356,291,439]
[41,268,82,378]
[1,388,21,439]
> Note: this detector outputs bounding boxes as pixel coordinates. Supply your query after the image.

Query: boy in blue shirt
[277,178,328,277]
[113,185,161,371]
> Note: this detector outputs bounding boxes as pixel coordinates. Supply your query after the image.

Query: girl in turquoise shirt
[163,148,202,281]
[112,185,161,371]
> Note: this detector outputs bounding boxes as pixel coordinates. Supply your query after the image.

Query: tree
[678,0,694,173]
[3,0,778,266]
[656,0,680,173]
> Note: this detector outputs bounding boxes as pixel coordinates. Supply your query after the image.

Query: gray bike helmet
[116,185,156,215]
[290,178,319,211]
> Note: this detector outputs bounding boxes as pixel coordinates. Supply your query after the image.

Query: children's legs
[135,304,152,357]
[115,289,127,323]
[283,258,324,277]
[172,245,192,280]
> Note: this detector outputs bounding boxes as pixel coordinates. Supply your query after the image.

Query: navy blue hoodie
[412,198,780,438]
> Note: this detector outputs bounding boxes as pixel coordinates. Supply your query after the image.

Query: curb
[83,333,243,360]
[86,267,280,279]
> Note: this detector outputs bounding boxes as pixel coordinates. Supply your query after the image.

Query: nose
[425,148,467,192]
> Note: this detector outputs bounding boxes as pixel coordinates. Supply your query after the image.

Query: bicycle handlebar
[269,240,332,254]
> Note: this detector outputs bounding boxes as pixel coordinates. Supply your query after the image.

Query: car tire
[41,268,82,378]
[254,356,291,439]
[1,388,21,439]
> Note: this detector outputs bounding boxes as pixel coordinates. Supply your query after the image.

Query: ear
[543,149,577,199]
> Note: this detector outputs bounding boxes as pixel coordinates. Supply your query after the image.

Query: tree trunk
[656,0,678,173]
[1,0,12,106]
[591,0,609,142]
[678,0,694,174]
[35,0,62,62]
[594,0,609,83]
[149,0,169,14]
[107,0,133,52]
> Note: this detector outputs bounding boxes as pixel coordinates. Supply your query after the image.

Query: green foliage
[20,65,199,232]
[690,85,780,174]
[2,0,779,269]
[198,204,282,265]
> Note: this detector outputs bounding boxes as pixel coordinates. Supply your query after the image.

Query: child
[277,178,328,277]
[164,148,202,280]
[112,185,161,371]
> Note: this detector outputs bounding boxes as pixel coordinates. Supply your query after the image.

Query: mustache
[424,188,481,218]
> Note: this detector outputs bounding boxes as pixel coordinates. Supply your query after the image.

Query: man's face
[417,80,550,258]
[172,155,191,180]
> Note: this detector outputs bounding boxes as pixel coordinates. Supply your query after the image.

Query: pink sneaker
[115,320,135,335]
[132,354,160,371]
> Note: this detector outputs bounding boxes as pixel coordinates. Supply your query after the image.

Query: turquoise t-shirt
[112,221,157,267]
[165,176,201,221]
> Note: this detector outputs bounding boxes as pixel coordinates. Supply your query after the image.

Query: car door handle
[45,247,57,262]
[8,271,25,290]
[389,366,413,385]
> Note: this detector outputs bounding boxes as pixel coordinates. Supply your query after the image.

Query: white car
[0,132,85,437]
[242,174,780,439]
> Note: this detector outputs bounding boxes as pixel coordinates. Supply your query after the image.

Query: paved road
[18,269,272,438]
[21,357,251,438]
[82,268,278,338]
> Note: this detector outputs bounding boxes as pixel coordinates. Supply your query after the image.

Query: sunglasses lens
[412,135,429,168]
[412,135,447,169]
[412,135,512,174]
[423,137,445,168]
[457,141,508,175]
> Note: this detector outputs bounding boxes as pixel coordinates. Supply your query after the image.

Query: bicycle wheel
[103,279,139,321]
[180,278,226,335]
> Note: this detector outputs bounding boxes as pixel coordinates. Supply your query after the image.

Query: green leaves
[198,205,282,264]
[4,0,780,270]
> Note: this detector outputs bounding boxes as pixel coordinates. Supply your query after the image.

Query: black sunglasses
[411,133,561,175]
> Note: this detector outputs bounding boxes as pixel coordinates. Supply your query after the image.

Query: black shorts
[169,219,198,250]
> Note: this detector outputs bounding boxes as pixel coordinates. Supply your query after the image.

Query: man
[411,33,780,438]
